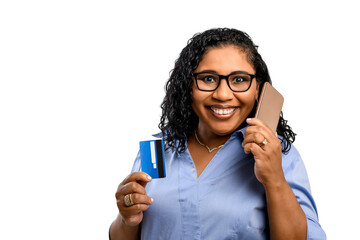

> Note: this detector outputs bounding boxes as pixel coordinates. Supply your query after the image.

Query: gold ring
[258,138,268,147]
[124,193,134,207]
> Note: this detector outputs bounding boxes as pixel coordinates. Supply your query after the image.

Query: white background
[0,0,359,239]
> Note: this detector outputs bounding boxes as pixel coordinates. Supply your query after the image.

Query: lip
[208,105,238,120]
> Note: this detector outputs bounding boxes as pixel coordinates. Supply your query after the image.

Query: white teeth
[211,107,236,115]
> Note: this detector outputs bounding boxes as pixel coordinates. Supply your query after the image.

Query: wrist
[110,214,140,240]
[263,175,287,193]
[120,215,139,230]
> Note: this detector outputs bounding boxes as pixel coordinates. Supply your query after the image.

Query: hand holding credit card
[140,139,166,179]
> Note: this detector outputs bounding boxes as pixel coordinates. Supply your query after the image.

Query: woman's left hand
[242,118,285,187]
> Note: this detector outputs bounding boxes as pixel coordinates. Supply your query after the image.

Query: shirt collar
[231,124,248,139]
[154,125,249,142]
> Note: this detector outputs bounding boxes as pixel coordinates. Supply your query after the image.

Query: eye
[203,76,215,83]
[198,74,218,83]
[233,76,245,83]
[231,75,250,84]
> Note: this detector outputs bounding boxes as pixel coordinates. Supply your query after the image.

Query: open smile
[209,105,238,119]
[210,107,236,115]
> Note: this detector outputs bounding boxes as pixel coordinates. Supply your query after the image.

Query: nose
[212,79,233,101]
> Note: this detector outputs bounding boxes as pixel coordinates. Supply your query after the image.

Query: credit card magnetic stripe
[155,140,165,178]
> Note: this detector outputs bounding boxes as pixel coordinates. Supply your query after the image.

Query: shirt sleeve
[282,146,327,240]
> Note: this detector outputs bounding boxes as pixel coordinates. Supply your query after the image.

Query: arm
[110,214,140,240]
[264,176,307,240]
[109,172,153,240]
[243,118,306,240]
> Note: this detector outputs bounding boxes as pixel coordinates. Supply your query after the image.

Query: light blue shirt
[131,128,326,240]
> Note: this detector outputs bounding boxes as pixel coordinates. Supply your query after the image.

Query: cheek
[236,90,257,107]
[191,90,206,113]
[241,82,259,106]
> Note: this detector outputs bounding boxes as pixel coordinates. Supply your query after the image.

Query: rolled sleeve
[282,147,327,239]
[306,217,327,240]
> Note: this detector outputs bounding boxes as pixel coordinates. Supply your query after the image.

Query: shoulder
[152,132,163,138]
[153,131,184,153]
[281,144,305,171]
[282,143,301,159]
[143,132,180,158]
[281,144,312,189]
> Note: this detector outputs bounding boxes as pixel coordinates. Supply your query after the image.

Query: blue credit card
[139,139,166,179]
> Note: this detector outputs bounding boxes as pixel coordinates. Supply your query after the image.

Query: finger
[246,118,276,137]
[121,203,150,215]
[117,193,153,210]
[245,124,271,138]
[244,123,277,146]
[131,193,154,205]
[118,201,150,222]
[117,181,147,198]
[242,131,268,147]
[121,172,152,186]
[116,172,152,198]
[243,142,265,155]
[243,127,273,150]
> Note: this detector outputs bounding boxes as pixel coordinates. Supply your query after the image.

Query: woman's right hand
[115,172,154,227]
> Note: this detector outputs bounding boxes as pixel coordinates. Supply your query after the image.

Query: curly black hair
[159,28,296,153]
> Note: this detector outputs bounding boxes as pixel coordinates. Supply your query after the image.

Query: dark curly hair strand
[159,28,296,153]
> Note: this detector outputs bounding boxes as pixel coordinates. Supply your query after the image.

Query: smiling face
[191,45,259,138]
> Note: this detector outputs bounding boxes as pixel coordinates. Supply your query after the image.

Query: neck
[196,127,230,149]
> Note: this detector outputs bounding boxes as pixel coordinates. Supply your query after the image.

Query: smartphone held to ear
[254,82,284,133]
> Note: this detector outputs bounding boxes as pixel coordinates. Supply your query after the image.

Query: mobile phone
[254,82,284,133]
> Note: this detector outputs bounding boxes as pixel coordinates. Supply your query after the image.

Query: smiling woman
[191,46,258,141]
[159,29,296,155]
[110,28,326,240]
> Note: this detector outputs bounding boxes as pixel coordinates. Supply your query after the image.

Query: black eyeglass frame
[192,71,256,92]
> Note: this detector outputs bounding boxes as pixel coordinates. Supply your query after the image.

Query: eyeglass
[192,71,256,92]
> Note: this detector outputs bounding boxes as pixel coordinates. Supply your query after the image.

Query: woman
[110,28,326,239]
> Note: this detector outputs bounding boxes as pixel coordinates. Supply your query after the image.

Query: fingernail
[150,198,154,203]
[247,118,252,122]
[147,175,152,181]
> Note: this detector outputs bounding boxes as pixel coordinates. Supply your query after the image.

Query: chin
[210,125,239,137]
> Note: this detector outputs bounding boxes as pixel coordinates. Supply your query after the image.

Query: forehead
[196,45,254,74]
